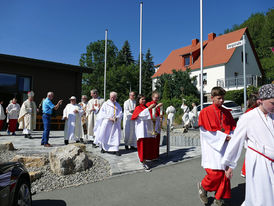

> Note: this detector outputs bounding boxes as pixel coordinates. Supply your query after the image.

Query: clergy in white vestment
[123,91,137,150]
[0,100,6,133]
[222,84,274,206]
[79,95,88,142]
[63,96,84,145]
[6,98,20,135]
[18,91,37,139]
[189,103,198,128]
[86,89,104,145]
[166,105,176,129]
[181,101,190,127]
[94,92,123,156]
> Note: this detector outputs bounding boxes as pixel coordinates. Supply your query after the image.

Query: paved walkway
[0,130,201,175]
[32,155,246,206]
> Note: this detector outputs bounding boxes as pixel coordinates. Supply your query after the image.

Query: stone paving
[0,130,201,175]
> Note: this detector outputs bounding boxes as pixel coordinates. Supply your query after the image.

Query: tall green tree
[117,40,134,66]
[141,49,155,98]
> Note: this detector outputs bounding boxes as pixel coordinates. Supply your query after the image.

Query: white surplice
[181,104,190,126]
[200,126,232,170]
[86,98,104,140]
[189,106,198,127]
[222,108,274,206]
[6,103,20,120]
[123,99,136,147]
[94,100,123,152]
[134,108,154,140]
[63,103,84,141]
[166,106,176,127]
[0,104,6,120]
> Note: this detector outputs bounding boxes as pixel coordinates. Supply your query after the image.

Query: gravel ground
[0,150,111,194]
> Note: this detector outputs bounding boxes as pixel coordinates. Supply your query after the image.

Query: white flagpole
[139,2,143,94]
[200,0,203,109]
[104,29,108,101]
[243,34,247,111]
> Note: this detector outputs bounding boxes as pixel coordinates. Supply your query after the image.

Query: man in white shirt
[166,105,176,129]
[123,91,137,150]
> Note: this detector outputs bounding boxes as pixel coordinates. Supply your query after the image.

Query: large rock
[49,144,92,176]
[29,171,43,182]
[11,155,48,168]
[0,142,16,151]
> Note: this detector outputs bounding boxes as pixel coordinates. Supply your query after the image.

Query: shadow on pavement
[32,199,67,206]
[148,147,196,168]
[231,183,245,206]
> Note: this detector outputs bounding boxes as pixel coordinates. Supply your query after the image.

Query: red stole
[131,104,147,120]
[146,101,160,118]
[198,104,236,135]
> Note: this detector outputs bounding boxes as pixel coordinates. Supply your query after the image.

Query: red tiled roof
[152,28,251,78]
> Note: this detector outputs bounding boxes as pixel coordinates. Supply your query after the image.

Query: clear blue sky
[0,0,272,66]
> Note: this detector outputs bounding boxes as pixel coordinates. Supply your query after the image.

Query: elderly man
[63,96,84,145]
[42,92,63,147]
[86,89,104,146]
[79,95,88,142]
[6,98,20,135]
[94,92,123,156]
[123,91,137,150]
[181,100,190,127]
[18,91,37,139]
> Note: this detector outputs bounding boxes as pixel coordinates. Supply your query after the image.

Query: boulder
[29,171,43,182]
[0,142,16,151]
[49,144,92,176]
[71,143,86,152]
[11,155,48,168]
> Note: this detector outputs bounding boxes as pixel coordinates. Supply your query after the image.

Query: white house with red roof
[152,28,263,100]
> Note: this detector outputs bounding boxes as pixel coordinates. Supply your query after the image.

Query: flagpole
[200,0,203,110]
[139,2,143,94]
[104,29,108,101]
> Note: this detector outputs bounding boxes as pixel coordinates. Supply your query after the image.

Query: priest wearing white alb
[222,84,274,206]
[18,91,37,139]
[63,96,84,145]
[86,89,104,146]
[94,92,123,156]
[123,91,137,150]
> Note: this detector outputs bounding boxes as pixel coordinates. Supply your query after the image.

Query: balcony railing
[217,75,258,89]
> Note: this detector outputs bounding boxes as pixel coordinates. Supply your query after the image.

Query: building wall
[224,32,262,90]
[190,65,225,94]
[0,61,82,115]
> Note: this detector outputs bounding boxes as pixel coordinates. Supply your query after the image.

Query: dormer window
[184,55,190,66]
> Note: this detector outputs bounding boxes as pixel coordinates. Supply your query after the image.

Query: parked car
[0,162,32,206]
[197,100,243,120]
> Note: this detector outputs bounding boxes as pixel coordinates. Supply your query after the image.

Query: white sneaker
[142,163,151,172]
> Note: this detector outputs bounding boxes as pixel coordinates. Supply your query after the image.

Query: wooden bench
[36,115,64,130]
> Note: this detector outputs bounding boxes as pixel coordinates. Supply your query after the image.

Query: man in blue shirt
[42,92,63,147]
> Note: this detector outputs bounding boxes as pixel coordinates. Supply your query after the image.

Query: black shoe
[125,145,129,150]
[115,151,121,156]
[130,146,137,151]
[24,135,28,138]
[64,140,69,145]
[28,135,33,139]
[12,132,16,136]
[101,149,105,153]
[41,143,44,145]
[76,140,80,143]
[80,138,84,143]
[92,143,99,148]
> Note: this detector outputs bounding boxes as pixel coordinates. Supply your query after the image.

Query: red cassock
[146,101,161,159]
[241,106,257,177]
[198,104,236,200]
[131,104,155,162]
[8,119,17,133]
[0,120,3,131]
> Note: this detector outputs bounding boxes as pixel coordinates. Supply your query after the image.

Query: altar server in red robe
[131,94,161,172]
[197,87,236,206]
[146,92,163,160]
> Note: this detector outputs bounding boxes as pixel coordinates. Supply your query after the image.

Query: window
[18,76,31,92]
[0,73,17,92]
[184,56,190,66]
[199,73,207,86]
[241,52,248,64]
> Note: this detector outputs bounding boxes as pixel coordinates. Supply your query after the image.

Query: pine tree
[141,49,155,98]
[117,40,134,66]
